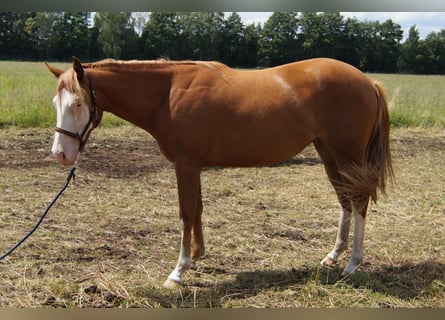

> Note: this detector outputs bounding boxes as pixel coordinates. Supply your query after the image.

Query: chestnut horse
[46,57,393,288]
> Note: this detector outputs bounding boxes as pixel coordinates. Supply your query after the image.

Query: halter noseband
[54,71,101,151]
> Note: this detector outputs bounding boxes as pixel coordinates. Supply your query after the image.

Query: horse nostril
[52,150,77,166]
[53,151,66,163]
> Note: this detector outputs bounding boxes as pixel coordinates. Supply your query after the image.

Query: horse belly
[206,117,315,167]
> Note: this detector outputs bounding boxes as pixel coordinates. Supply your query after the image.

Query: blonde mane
[82,58,229,81]
[57,68,81,93]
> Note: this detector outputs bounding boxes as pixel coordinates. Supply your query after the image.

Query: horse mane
[57,68,81,93]
[55,68,86,121]
[82,58,229,81]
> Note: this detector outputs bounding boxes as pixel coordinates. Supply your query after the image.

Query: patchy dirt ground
[0,126,444,307]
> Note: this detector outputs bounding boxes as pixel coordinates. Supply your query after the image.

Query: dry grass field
[0,126,444,307]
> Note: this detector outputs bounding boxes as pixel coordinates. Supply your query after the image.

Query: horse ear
[45,62,64,78]
[72,56,84,81]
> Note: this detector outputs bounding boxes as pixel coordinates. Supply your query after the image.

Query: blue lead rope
[0,166,76,261]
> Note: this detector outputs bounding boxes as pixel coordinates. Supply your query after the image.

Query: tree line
[1,12,445,74]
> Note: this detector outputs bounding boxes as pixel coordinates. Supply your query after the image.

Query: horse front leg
[191,182,205,267]
[163,161,202,288]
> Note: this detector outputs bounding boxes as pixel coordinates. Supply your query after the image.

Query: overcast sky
[235,12,445,39]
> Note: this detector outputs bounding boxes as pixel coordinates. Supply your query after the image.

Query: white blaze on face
[51,88,90,166]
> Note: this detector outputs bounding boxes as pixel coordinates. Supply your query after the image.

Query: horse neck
[89,64,173,131]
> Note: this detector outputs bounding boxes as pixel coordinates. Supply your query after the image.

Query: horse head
[46,57,102,165]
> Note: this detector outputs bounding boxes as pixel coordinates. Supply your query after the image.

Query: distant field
[370,73,445,128]
[0,61,444,128]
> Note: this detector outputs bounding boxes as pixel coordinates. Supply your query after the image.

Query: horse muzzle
[52,134,79,166]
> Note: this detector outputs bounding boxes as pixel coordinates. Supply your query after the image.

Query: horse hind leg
[320,197,352,268]
[342,201,368,275]
[315,140,369,275]
[322,196,368,276]
[336,157,379,275]
[315,140,353,267]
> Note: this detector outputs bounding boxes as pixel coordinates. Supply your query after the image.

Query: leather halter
[54,71,101,151]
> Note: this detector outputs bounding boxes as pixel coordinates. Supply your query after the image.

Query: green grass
[1,61,444,128]
[0,61,59,127]
[370,73,445,128]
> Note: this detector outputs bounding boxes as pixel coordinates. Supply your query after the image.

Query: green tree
[398,25,423,73]
[140,12,259,66]
[5,11,445,74]
[341,17,366,68]
[0,12,32,59]
[258,12,299,67]
[422,29,445,74]
[218,12,260,67]
[88,21,101,60]
[179,12,225,60]
[51,12,90,60]
[220,12,244,66]
[353,21,376,70]
[377,19,403,72]
[141,12,181,59]
[23,12,58,60]
[94,12,138,59]
[298,12,345,60]
[239,22,261,67]
[345,19,400,72]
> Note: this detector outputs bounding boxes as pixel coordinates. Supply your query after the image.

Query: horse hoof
[320,256,337,267]
[341,268,356,277]
[163,278,182,289]
[341,261,360,276]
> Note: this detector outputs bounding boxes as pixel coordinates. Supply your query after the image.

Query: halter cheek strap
[54,127,85,148]
[54,70,101,152]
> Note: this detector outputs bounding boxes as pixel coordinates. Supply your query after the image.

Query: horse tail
[339,81,394,207]
[367,81,394,202]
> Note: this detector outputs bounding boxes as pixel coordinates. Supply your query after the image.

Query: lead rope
[0,166,76,261]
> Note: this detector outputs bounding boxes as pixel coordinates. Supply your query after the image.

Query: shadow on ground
[143,260,445,307]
